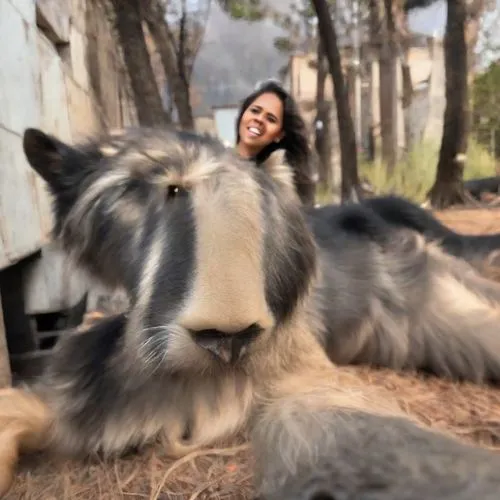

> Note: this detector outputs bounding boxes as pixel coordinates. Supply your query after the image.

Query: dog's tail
[364,195,500,262]
[464,176,500,200]
[0,387,53,497]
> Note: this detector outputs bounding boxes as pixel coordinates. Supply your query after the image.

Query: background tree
[393,1,415,152]
[104,0,214,130]
[405,0,469,208]
[106,0,170,127]
[314,39,334,190]
[368,0,415,167]
[271,1,335,193]
[143,0,212,130]
[312,0,362,202]
[379,0,398,172]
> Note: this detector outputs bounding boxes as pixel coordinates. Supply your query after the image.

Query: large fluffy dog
[1,127,500,499]
[310,195,500,265]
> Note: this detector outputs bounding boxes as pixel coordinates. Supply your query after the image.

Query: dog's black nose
[191,323,263,363]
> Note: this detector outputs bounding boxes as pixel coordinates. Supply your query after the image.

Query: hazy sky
[407,0,500,38]
[407,0,500,69]
[407,0,446,37]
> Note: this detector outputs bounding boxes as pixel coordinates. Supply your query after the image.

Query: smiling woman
[235,81,317,206]
[237,92,284,157]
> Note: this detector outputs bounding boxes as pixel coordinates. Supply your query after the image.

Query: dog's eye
[168,185,180,198]
[166,185,187,201]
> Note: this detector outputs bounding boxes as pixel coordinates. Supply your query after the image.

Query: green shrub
[359,138,497,204]
[464,139,498,180]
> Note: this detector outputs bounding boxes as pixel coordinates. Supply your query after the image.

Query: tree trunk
[143,0,195,130]
[396,4,415,151]
[401,43,414,151]
[315,39,333,190]
[109,0,169,127]
[311,0,361,203]
[380,0,398,173]
[366,70,376,162]
[367,0,379,162]
[427,0,469,208]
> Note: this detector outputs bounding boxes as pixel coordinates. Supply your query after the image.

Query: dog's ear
[23,128,75,187]
[261,150,295,192]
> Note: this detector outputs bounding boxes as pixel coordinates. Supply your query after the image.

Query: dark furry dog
[1,127,500,499]
[309,195,500,265]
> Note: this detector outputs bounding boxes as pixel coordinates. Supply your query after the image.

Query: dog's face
[22,127,316,373]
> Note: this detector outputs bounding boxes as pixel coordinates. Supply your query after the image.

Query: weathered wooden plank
[0,262,38,355]
[0,128,44,270]
[20,31,90,315]
[35,30,72,239]
[6,0,35,25]
[0,292,12,388]
[0,0,44,269]
[85,1,125,128]
[36,328,73,342]
[70,0,87,32]
[64,73,102,138]
[0,0,136,318]
[0,0,40,136]
[9,350,51,379]
[36,0,70,44]
[23,242,90,315]
[69,22,90,91]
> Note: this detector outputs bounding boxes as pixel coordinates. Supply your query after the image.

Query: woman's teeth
[248,127,262,137]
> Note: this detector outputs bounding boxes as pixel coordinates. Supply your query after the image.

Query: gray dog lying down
[1,126,500,499]
[309,194,500,266]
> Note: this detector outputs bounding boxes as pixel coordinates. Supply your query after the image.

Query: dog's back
[307,206,500,383]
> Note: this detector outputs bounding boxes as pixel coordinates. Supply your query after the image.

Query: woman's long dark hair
[235,81,316,206]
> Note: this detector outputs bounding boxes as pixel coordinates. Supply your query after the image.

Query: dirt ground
[434,205,500,234]
[6,207,500,500]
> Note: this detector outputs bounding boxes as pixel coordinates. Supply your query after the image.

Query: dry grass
[357,138,499,205]
[6,208,500,499]
[10,441,254,500]
[8,366,500,500]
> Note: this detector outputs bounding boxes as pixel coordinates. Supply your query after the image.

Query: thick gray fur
[255,409,500,500]
[14,126,500,500]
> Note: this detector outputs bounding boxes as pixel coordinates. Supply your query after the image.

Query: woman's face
[237,92,285,157]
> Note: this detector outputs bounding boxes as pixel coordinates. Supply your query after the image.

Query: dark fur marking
[138,192,196,328]
[306,203,394,247]
[258,172,317,324]
[311,195,500,262]
[142,195,196,329]
[46,314,128,435]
